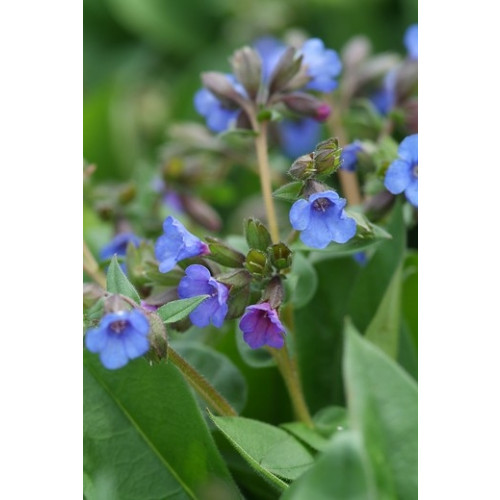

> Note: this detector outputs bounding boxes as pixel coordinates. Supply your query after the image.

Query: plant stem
[253,121,280,243]
[326,95,362,206]
[83,240,106,289]
[168,346,238,417]
[269,345,314,428]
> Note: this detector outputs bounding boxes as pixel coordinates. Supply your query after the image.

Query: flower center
[312,197,332,212]
[412,164,418,177]
[110,320,128,334]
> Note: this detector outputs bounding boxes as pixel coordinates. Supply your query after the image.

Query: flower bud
[288,153,316,180]
[226,283,251,320]
[313,137,342,176]
[268,243,292,272]
[83,283,105,310]
[341,36,372,71]
[268,47,303,94]
[280,92,331,122]
[230,46,262,100]
[245,249,271,277]
[244,218,272,251]
[216,269,252,288]
[179,194,222,232]
[201,71,244,108]
[262,276,284,310]
[205,237,246,268]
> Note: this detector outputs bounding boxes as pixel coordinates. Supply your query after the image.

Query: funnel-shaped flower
[239,302,285,349]
[85,310,150,370]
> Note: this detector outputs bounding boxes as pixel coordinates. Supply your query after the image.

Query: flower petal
[85,327,108,353]
[99,336,129,370]
[289,199,311,231]
[398,134,418,164]
[405,178,418,207]
[385,159,413,194]
[128,310,150,335]
[327,212,357,244]
[122,329,150,359]
[299,212,333,249]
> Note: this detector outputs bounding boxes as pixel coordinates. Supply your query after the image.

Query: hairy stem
[253,121,280,243]
[168,346,237,417]
[269,345,314,428]
[83,240,107,289]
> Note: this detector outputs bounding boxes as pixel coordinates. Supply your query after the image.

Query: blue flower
[85,310,150,370]
[194,75,246,133]
[279,118,322,159]
[289,191,357,248]
[155,216,210,273]
[178,264,229,328]
[300,38,342,93]
[404,24,418,60]
[100,233,141,261]
[340,141,363,172]
[239,302,285,349]
[370,68,397,116]
[384,134,418,207]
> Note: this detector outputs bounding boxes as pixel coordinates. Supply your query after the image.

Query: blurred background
[84,0,417,182]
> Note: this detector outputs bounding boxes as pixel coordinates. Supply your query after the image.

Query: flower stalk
[83,240,106,289]
[168,345,238,417]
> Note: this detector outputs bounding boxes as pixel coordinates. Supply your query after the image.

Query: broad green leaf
[210,414,315,489]
[157,295,209,324]
[282,431,376,500]
[106,255,141,304]
[348,202,405,334]
[344,323,418,500]
[294,257,361,411]
[83,352,240,500]
[281,406,348,452]
[402,252,418,348]
[365,263,403,358]
[397,323,418,380]
[272,182,303,202]
[171,339,248,413]
[286,252,318,309]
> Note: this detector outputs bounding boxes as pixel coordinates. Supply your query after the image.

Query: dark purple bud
[280,93,331,122]
[201,71,245,108]
[179,194,222,232]
[268,47,303,94]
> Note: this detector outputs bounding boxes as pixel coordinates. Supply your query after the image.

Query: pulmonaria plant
[155,216,210,273]
[384,134,418,207]
[178,264,229,328]
[85,309,150,370]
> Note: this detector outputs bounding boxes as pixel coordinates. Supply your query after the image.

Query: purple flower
[100,233,141,261]
[384,134,418,207]
[279,118,322,159]
[289,191,357,248]
[155,216,210,273]
[178,264,229,328]
[239,302,286,349]
[340,141,363,172]
[300,38,342,93]
[404,24,418,60]
[85,310,150,370]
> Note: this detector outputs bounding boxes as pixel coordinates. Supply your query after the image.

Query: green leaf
[348,202,405,334]
[171,340,248,413]
[364,263,403,358]
[286,252,318,309]
[83,352,240,500]
[210,414,314,490]
[106,255,141,304]
[281,406,348,452]
[402,252,418,349]
[344,322,418,500]
[294,257,361,411]
[157,295,209,324]
[272,181,303,202]
[282,431,376,500]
